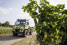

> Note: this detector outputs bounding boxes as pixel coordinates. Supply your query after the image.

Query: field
[0,26,12,36]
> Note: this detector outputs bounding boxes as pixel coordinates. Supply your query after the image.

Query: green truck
[12,19,32,37]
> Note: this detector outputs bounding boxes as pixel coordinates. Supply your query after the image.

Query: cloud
[18,13,32,20]
[0,1,2,3]
[0,7,13,14]
[10,8,13,10]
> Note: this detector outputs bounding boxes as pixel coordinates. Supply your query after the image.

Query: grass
[0,26,12,36]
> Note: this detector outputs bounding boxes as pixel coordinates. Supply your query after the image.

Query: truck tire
[29,30,32,35]
[22,30,27,37]
[13,32,18,36]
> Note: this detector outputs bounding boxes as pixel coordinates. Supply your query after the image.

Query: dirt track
[0,32,36,45]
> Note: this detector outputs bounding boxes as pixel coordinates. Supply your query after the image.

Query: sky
[0,0,67,27]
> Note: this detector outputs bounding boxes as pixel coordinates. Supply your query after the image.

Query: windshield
[15,21,25,26]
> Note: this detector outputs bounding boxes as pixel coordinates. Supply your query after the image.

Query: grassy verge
[0,33,12,37]
[0,26,12,37]
[11,34,39,45]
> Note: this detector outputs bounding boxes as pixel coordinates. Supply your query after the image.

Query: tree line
[0,21,13,27]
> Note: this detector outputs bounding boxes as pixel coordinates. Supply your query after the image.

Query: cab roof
[17,19,29,22]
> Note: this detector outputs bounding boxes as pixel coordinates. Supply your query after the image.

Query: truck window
[15,21,25,26]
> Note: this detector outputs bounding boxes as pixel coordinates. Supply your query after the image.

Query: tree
[22,0,67,45]
[0,23,2,26]
[4,21,10,27]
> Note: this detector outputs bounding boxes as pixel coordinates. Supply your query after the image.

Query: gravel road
[0,32,36,45]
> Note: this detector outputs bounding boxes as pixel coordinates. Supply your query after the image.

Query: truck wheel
[22,30,27,37]
[29,30,32,35]
[13,32,18,36]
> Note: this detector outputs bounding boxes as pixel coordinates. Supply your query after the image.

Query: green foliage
[0,21,13,27]
[22,0,67,45]
[4,21,10,27]
[0,27,12,35]
[0,23,2,26]
[22,0,38,19]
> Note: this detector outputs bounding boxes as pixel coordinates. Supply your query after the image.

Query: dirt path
[0,32,36,45]
[11,33,39,45]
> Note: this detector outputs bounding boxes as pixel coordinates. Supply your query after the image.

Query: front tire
[22,30,27,37]
[13,32,18,36]
[29,30,32,35]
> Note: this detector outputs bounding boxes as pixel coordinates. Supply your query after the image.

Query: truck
[12,19,32,37]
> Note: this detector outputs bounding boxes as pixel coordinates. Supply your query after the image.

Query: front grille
[15,29,20,32]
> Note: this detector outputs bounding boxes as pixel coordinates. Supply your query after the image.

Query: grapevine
[22,0,67,45]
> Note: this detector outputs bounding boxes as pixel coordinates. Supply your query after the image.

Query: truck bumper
[12,29,24,33]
